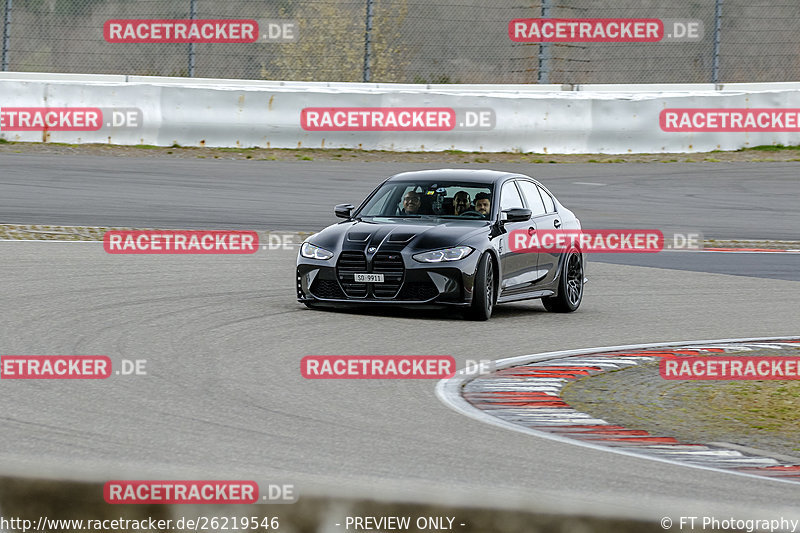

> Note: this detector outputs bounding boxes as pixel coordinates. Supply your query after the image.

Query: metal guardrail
[2,72,800,93]
[2,74,800,153]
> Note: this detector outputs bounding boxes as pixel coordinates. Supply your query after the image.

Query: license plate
[354,273,384,283]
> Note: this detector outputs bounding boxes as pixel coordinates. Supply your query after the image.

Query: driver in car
[401,190,422,214]
[453,191,472,215]
[474,192,491,217]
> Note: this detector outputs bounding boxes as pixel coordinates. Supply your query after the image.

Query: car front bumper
[296,251,480,308]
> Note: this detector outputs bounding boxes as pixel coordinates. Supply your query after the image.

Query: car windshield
[356,181,495,220]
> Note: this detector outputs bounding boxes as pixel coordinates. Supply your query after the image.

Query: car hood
[309,218,491,254]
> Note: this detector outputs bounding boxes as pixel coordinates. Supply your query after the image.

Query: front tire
[542,249,583,313]
[465,253,495,321]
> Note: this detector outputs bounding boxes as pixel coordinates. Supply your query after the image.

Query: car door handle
[553,219,561,228]
[527,226,535,235]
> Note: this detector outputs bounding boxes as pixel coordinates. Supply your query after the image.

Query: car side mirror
[335,204,355,219]
[501,208,532,223]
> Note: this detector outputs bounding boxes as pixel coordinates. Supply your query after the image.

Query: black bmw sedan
[296,169,584,320]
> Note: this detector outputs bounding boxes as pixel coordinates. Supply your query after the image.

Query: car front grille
[333,250,408,299]
[336,251,368,297]
[371,252,404,298]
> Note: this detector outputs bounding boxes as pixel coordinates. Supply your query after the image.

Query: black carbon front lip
[298,296,471,308]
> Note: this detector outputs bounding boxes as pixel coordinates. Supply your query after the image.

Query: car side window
[500,181,524,211]
[517,181,547,216]
[537,185,556,213]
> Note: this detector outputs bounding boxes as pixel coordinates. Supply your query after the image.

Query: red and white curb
[436,337,800,484]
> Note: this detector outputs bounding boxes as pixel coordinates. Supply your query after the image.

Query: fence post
[362,0,373,83]
[537,0,551,84]
[188,0,196,77]
[712,0,723,83]
[2,0,11,71]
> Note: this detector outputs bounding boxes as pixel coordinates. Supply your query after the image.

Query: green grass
[7,139,800,163]
[216,147,256,152]
[741,144,800,152]
[708,381,800,432]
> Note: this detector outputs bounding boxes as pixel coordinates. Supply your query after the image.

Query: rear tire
[542,249,583,313]
[464,253,495,321]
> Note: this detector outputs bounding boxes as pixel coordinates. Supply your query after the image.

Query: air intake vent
[387,233,416,243]
[310,279,345,299]
[398,281,439,301]
[346,232,371,242]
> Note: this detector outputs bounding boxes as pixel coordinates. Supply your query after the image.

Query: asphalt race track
[2,155,799,239]
[1,154,799,522]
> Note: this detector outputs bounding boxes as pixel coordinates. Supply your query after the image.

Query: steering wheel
[459,210,486,218]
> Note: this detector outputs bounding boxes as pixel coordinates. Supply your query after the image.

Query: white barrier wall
[1,73,800,153]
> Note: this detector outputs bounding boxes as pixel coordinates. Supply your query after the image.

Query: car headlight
[300,242,334,260]
[412,246,474,263]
